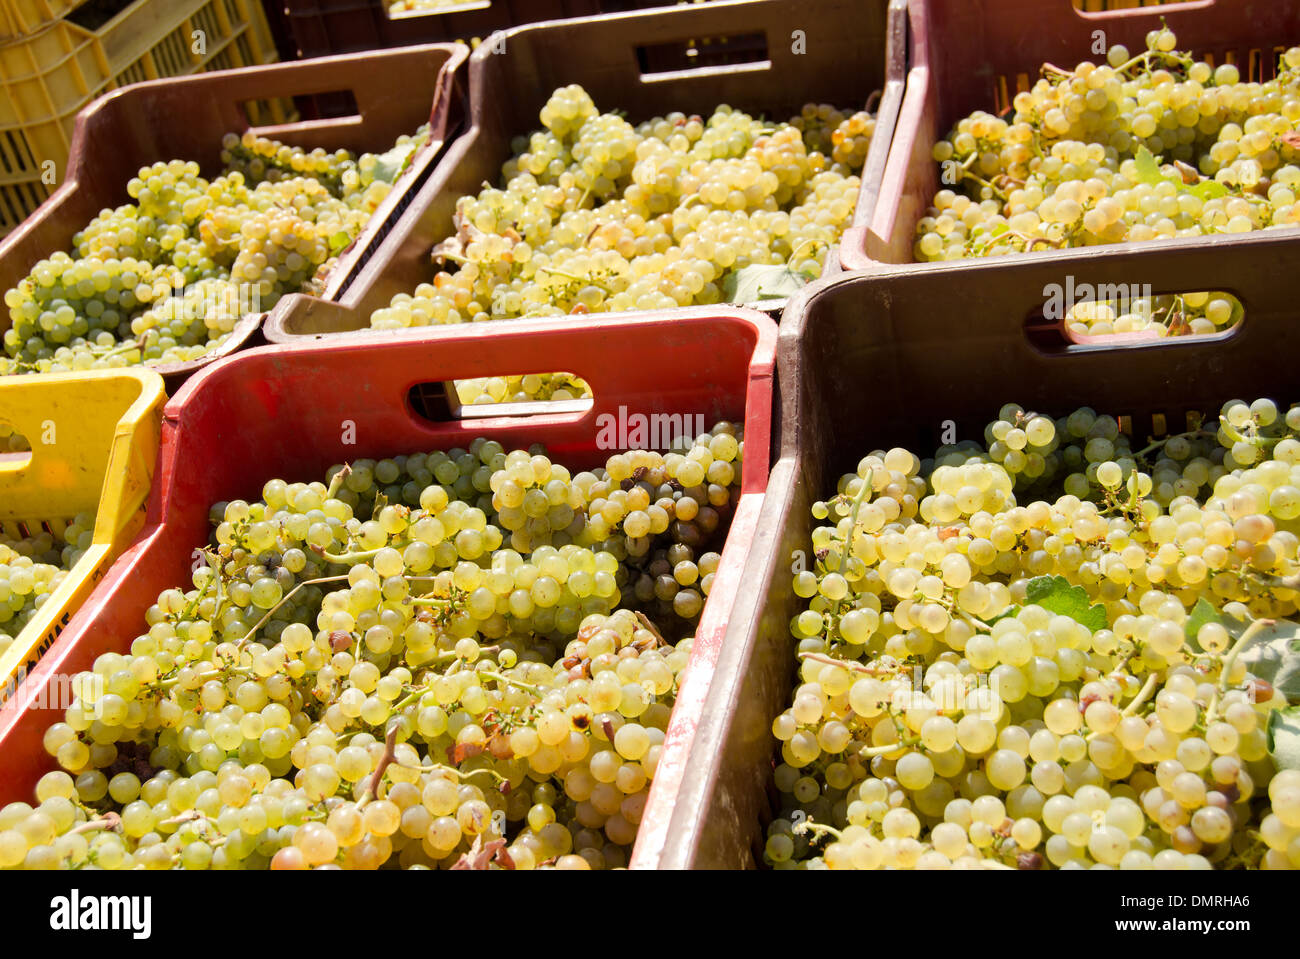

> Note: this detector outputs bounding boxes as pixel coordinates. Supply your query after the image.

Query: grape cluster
[0,424,744,869]
[3,127,427,376]
[916,31,1300,266]
[0,518,93,656]
[454,372,590,407]
[220,131,354,194]
[1062,291,1241,338]
[766,397,1300,870]
[366,88,875,404]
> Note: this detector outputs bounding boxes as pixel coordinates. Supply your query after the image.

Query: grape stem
[356,724,399,810]
[177,547,222,622]
[539,266,611,293]
[1204,690,1221,727]
[1253,570,1300,593]
[1132,428,1213,461]
[70,812,121,836]
[236,573,351,650]
[477,671,543,695]
[158,809,207,829]
[858,737,918,759]
[785,238,821,267]
[792,818,843,841]
[152,664,254,690]
[1121,670,1160,717]
[98,332,154,362]
[1217,617,1275,697]
[316,545,384,565]
[958,169,1008,202]
[326,463,352,500]
[797,651,895,676]
[834,468,874,573]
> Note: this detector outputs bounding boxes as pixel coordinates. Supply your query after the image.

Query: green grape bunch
[2,125,429,376]
[365,86,877,407]
[0,424,744,870]
[767,397,1300,871]
[918,30,1300,264]
[0,516,94,657]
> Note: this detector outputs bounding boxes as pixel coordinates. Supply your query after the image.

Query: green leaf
[328,231,353,254]
[368,141,419,185]
[1133,146,1228,202]
[1134,146,1165,187]
[1238,619,1300,703]
[1023,575,1108,632]
[1183,596,1222,652]
[722,263,818,304]
[1186,179,1229,201]
[1267,707,1300,773]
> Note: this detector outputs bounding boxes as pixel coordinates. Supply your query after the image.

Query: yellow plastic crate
[0,369,163,704]
[0,0,83,42]
[0,0,277,235]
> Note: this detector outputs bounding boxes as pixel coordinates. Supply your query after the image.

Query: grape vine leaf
[1133,146,1165,186]
[723,263,819,303]
[1185,179,1229,201]
[1023,575,1109,632]
[1267,707,1300,773]
[369,140,419,185]
[1183,596,1223,652]
[1237,619,1300,704]
[1133,146,1229,201]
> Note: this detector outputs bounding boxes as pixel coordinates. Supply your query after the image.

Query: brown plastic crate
[0,42,466,390]
[264,0,905,343]
[659,229,1300,868]
[842,0,1300,270]
[282,0,600,58]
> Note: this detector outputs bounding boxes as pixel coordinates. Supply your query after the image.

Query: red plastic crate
[842,0,1300,270]
[281,0,600,58]
[0,42,466,390]
[0,306,775,869]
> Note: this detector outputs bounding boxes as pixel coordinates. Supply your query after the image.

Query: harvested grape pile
[766,398,1300,870]
[0,518,94,657]
[1,127,428,375]
[0,424,744,870]
[916,31,1300,271]
[369,88,875,405]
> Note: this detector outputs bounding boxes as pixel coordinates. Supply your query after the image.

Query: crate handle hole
[1026,287,1243,350]
[636,32,770,80]
[0,422,32,475]
[408,376,594,423]
[243,89,360,128]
